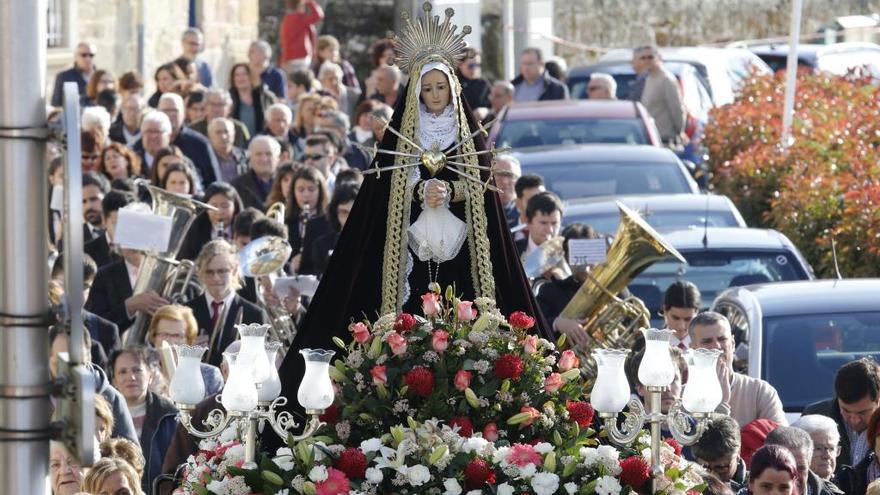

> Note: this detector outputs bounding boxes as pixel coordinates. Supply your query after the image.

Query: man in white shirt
[515,191,562,261]
[690,311,788,427]
[662,280,701,350]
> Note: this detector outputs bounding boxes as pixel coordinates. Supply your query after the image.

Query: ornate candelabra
[590,329,724,493]
[169,324,335,467]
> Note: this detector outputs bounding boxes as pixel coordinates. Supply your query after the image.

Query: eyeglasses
[203,268,232,278]
[813,445,841,455]
[82,154,100,160]
[467,63,481,69]
[639,55,655,60]
[78,52,95,58]
[587,86,605,92]
[302,153,326,161]
[156,332,186,340]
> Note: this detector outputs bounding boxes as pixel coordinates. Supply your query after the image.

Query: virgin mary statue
[277,2,549,411]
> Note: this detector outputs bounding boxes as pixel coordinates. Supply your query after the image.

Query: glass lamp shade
[681,348,724,413]
[638,328,677,387]
[297,348,336,411]
[258,341,283,402]
[590,348,631,413]
[170,345,207,405]
[237,323,272,384]
[220,352,258,412]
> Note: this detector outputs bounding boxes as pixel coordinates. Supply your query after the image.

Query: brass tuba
[124,183,215,345]
[559,202,685,365]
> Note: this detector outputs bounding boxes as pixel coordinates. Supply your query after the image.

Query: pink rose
[387,332,408,355]
[522,335,539,355]
[432,330,449,352]
[482,422,499,442]
[350,322,370,344]
[457,300,476,321]
[520,406,541,427]
[544,372,564,393]
[453,370,472,391]
[421,292,441,317]
[370,365,387,386]
[558,350,580,372]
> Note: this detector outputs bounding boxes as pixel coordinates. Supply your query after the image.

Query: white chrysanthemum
[462,436,489,454]
[407,464,431,486]
[365,467,384,484]
[519,463,537,479]
[309,465,329,482]
[292,475,305,491]
[493,446,511,465]
[443,478,463,495]
[496,482,515,495]
[360,438,384,453]
[564,482,578,494]
[530,472,560,495]
[533,442,554,455]
[595,475,623,495]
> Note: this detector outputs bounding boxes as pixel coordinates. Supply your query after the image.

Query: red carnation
[336,448,368,479]
[508,311,536,330]
[566,401,595,427]
[448,416,474,437]
[319,403,340,424]
[494,353,524,380]
[394,313,417,332]
[619,456,651,489]
[464,458,496,489]
[665,437,683,456]
[404,366,435,397]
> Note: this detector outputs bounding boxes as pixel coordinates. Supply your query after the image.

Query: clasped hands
[423,179,448,208]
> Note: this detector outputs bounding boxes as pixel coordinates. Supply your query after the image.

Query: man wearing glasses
[51,42,97,107]
[586,73,617,100]
[634,45,686,145]
[456,48,491,119]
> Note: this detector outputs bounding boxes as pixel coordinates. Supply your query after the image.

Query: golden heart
[421,150,446,177]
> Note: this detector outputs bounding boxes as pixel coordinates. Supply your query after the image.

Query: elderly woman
[318,61,361,117]
[792,414,841,481]
[49,441,86,495]
[146,304,224,398]
[81,457,143,495]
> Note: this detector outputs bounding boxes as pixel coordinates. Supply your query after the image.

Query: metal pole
[647,386,664,493]
[502,0,515,81]
[781,0,803,148]
[0,0,52,491]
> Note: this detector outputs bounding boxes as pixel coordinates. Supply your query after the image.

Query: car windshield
[762,311,880,410]
[628,250,808,319]
[496,118,649,149]
[521,162,690,199]
[566,210,740,235]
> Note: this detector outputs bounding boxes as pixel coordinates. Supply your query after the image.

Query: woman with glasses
[146,304,224,399]
[81,129,103,173]
[183,240,265,366]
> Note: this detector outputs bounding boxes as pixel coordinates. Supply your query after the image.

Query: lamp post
[170,324,334,467]
[591,329,724,493]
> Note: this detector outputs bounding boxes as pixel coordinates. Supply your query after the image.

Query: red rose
[448,416,474,437]
[394,313,416,332]
[349,322,370,344]
[464,458,496,489]
[453,370,472,391]
[494,353,524,380]
[404,366,435,398]
[482,422,499,442]
[508,311,535,330]
[566,401,595,427]
[336,448,368,479]
[619,456,651,489]
[319,403,340,424]
[665,438,683,456]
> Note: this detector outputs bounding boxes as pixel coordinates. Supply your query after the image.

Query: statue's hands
[424,179,448,208]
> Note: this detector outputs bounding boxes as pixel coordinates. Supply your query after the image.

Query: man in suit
[188,89,250,149]
[84,190,133,268]
[184,240,265,366]
[82,172,110,243]
[181,27,214,88]
[511,47,569,102]
[207,118,249,184]
[132,111,173,177]
[231,136,280,212]
[51,42,96,108]
[85,204,169,334]
[157,93,219,187]
[109,94,145,147]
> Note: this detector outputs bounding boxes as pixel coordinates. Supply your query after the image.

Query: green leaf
[556,333,567,348]
[428,444,448,465]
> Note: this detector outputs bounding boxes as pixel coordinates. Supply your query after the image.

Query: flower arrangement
[177,287,709,494]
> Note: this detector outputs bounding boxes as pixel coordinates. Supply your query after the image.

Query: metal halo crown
[392,1,472,75]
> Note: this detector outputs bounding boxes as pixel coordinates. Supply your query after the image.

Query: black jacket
[84,310,120,362]
[184,293,266,366]
[230,85,276,137]
[139,391,179,494]
[510,73,569,101]
[835,451,874,495]
[458,71,492,110]
[535,275,581,324]
[85,259,134,331]
[188,118,251,149]
[290,214,332,276]
[809,470,845,495]
[308,230,340,277]
[51,65,89,107]
[803,398,852,475]
[88,363,138,444]
[231,170,271,212]
[132,127,218,186]
[84,232,119,268]
[177,212,217,262]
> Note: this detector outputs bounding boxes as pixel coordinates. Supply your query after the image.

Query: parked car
[712,279,880,420]
[513,144,700,200]
[746,41,880,77]
[598,47,772,105]
[488,100,661,151]
[563,193,747,235]
[567,61,713,166]
[626,227,814,326]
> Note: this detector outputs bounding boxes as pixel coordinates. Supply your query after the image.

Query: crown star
[392,1,472,75]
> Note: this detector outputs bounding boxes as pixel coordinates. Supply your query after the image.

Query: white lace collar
[417,103,457,151]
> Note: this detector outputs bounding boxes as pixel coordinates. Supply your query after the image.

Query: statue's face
[421,69,451,115]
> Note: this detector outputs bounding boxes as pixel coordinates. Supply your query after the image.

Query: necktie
[677,342,687,351]
[210,300,224,334]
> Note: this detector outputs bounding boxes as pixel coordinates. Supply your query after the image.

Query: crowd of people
[42,2,846,493]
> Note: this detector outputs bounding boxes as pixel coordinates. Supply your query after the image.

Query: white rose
[565,482,578,494]
[407,464,431,486]
[462,436,489,454]
[534,442,554,455]
[443,478,463,495]
[308,465,328,482]
[530,472,560,495]
[365,467,384,484]
[595,475,622,495]
[360,438,384,454]
[496,483,515,495]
